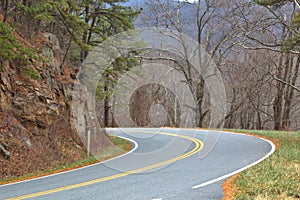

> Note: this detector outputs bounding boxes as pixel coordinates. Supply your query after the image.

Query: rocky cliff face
[0,33,88,179]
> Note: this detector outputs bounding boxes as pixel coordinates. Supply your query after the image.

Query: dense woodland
[1,0,300,131]
[135,0,300,131]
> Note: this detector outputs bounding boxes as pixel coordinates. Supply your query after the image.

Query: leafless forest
[1,0,299,131]
[101,0,300,131]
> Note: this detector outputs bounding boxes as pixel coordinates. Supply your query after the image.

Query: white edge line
[192,131,276,189]
[0,134,138,188]
[106,136,138,162]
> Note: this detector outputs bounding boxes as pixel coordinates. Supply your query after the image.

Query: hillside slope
[0,21,109,180]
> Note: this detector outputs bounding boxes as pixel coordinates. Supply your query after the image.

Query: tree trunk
[274,52,285,130]
[282,54,300,130]
[196,78,205,127]
[3,0,9,22]
[81,5,90,63]
[103,74,110,127]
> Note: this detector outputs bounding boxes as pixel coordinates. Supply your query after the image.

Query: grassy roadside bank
[222,130,300,200]
[0,135,131,185]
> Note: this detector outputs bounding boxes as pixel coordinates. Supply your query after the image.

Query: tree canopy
[255,0,300,51]
[0,0,140,63]
[0,21,37,63]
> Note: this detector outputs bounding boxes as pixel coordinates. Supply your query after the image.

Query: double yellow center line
[7,130,203,200]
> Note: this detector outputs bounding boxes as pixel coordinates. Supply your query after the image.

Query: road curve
[0,128,275,200]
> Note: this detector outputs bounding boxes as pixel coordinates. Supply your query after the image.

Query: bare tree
[135,0,241,127]
[234,1,300,130]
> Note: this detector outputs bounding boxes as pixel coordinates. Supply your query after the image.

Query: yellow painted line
[7,130,203,200]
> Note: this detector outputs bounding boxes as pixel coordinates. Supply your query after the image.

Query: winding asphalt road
[0,128,275,200]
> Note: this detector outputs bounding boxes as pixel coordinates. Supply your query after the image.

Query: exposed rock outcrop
[0,32,110,179]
